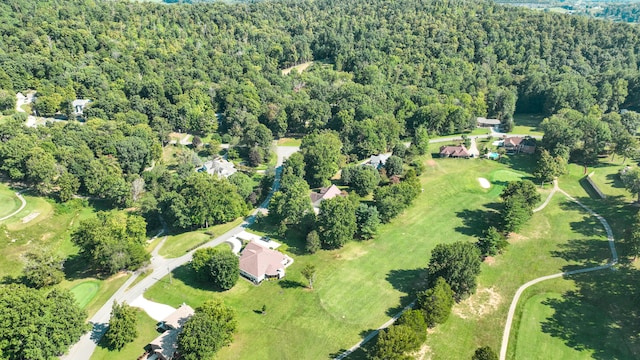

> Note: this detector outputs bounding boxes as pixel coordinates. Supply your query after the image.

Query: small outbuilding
[72,99,91,117]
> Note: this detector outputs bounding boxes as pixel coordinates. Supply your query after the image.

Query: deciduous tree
[427,242,481,300]
[416,277,455,327]
[178,299,237,360]
[317,196,357,249]
[105,302,138,350]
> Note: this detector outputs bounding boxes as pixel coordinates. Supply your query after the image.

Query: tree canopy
[427,242,482,301]
[178,299,237,360]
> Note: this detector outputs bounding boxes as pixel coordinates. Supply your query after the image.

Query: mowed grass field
[0,184,21,219]
[147,155,575,359]
[142,151,638,359]
[158,218,244,258]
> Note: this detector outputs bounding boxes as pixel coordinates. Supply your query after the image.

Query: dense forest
[2,0,640,215]
[3,0,640,358]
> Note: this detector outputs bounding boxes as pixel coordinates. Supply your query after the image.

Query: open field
[90,309,159,360]
[0,185,21,219]
[158,217,244,258]
[144,151,640,359]
[146,156,547,359]
[512,113,545,136]
[281,61,314,75]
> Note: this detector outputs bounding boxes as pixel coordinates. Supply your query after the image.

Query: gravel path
[499,184,618,360]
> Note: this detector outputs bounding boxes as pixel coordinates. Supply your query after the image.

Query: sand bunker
[452,287,502,320]
[21,212,40,223]
[478,177,491,189]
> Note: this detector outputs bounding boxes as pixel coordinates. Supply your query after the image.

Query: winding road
[62,144,297,360]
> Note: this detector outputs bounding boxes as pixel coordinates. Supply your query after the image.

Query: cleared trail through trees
[499,184,618,360]
[0,191,26,221]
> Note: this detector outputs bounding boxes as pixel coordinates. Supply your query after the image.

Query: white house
[71,99,91,117]
[199,158,237,178]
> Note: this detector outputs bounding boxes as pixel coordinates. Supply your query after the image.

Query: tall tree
[105,302,138,350]
[621,167,640,203]
[301,264,317,289]
[317,196,357,249]
[0,284,88,360]
[427,242,481,300]
[355,203,380,240]
[625,210,640,260]
[178,299,237,360]
[268,174,312,228]
[533,149,564,186]
[22,249,64,288]
[301,131,343,187]
[416,277,455,327]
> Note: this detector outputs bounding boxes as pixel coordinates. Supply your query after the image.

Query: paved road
[0,191,26,221]
[532,179,558,213]
[63,145,295,360]
[429,133,542,144]
[499,185,618,360]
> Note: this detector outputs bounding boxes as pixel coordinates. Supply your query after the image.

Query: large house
[439,145,470,158]
[503,136,536,154]
[143,304,194,360]
[239,241,293,284]
[198,158,237,178]
[310,184,345,213]
[477,117,501,128]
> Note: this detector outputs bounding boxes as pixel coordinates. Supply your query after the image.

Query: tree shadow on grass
[559,195,634,241]
[540,266,640,359]
[171,264,227,292]
[64,254,104,280]
[250,219,307,256]
[500,154,537,175]
[604,173,626,189]
[384,268,426,317]
[455,204,501,237]
[551,239,612,271]
[278,279,305,289]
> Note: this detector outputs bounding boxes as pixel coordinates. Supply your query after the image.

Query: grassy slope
[0,184,21,218]
[144,153,638,359]
[512,113,545,136]
[158,218,244,258]
[146,157,532,359]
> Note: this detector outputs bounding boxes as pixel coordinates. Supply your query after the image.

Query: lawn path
[499,184,618,360]
[0,191,26,221]
[532,179,558,213]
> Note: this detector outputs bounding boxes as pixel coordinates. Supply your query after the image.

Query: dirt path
[499,184,618,360]
[0,191,26,221]
[281,61,314,75]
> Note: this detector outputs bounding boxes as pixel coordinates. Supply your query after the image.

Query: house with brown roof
[142,304,194,360]
[439,145,470,158]
[310,184,345,213]
[239,241,293,284]
[504,136,536,154]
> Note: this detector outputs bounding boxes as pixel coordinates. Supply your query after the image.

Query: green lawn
[70,280,101,309]
[515,291,600,359]
[158,218,244,258]
[62,274,132,318]
[146,158,532,359]
[144,153,638,359]
[512,113,545,136]
[90,309,159,360]
[0,184,21,219]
